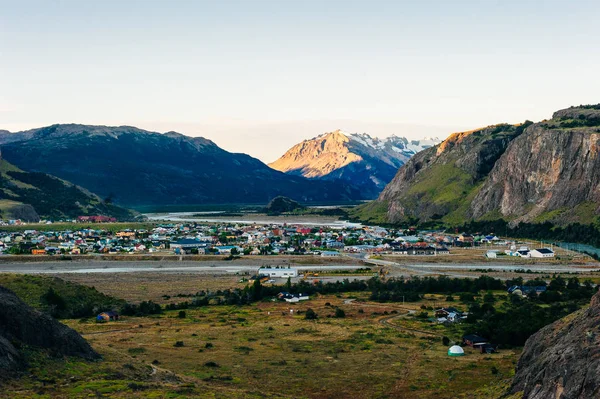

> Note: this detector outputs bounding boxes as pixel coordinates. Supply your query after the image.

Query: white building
[321,251,341,257]
[258,268,298,278]
[530,248,555,258]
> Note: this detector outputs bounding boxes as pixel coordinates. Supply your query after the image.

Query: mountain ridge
[352,104,600,226]
[0,124,365,207]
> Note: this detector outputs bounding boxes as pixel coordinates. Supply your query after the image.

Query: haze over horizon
[2,0,599,161]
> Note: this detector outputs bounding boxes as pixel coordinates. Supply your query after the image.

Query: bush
[442,336,450,346]
[334,308,346,318]
[204,361,220,368]
[178,310,187,318]
[305,308,318,320]
[174,341,185,347]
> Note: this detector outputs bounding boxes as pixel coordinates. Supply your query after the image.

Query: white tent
[448,345,465,357]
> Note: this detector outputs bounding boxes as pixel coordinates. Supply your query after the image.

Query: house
[435,307,461,318]
[321,251,340,257]
[486,250,497,258]
[97,311,119,322]
[279,292,310,302]
[462,334,488,347]
[458,234,474,243]
[436,247,450,255]
[530,248,555,258]
[517,249,531,258]
[31,249,46,255]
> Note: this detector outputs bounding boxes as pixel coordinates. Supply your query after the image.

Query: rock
[510,289,600,398]
[0,286,100,379]
[264,196,305,214]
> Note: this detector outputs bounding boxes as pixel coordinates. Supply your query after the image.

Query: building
[321,251,341,257]
[462,334,488,347]
[171,238,207,252]
[258,267,298,278]
[97,311,119,322]
[530,248,555,258]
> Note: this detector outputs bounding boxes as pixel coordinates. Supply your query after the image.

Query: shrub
[305,308,318,320]
[334,308,346,318]
[174,341,185,347]
[442,336,450,346]
[178,310,187,318]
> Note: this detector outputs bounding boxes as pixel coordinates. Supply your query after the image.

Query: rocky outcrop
[0,286,99,379]
[264,196,305,214]
[470,109,600,224]
[270,130,439,198]
[510,289,600,398]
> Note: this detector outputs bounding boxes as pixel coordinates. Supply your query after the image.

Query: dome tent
[448,345,465,357]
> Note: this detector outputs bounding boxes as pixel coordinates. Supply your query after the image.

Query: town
[0,218,560,260]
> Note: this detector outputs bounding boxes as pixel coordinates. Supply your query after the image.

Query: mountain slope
[352,104,600,226]
[352,123,526,224]
[0,124,363,207]
[0,154,137,222]
[269,130,438,198]
[510,289,600,399]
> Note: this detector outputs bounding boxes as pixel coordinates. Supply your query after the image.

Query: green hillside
[0,159,138,222]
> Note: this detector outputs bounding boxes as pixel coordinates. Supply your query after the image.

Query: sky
[1,0,599,162]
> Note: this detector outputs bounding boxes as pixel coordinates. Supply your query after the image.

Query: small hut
[448,345,465,357]
[97,311,119,322]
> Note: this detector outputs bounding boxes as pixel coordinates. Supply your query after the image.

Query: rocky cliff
[270,130,438,198]
[0,285,99,379]
[354,104,600,226]
[470,107,600,224]
[510,289,600,398]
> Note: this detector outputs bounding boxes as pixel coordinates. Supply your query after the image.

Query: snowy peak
[269,130,440,198]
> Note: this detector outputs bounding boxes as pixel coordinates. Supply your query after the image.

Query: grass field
[2,289,519,399]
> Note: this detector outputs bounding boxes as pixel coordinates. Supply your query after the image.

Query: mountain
[509,289,600,398]
[0,285,99,379]
[0,124,364,208]
[353,104,600,226]
[269,129,439,198]
[0,152,137,222]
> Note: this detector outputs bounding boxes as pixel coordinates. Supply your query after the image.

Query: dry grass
[3,291,518,399]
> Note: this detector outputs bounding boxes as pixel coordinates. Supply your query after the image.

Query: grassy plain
[2,277,519,399]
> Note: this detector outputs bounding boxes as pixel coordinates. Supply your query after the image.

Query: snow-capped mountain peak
[269,130,441,198]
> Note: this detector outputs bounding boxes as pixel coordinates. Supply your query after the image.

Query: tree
[230,247,239,256]
[334,308,346,318]
[483,292,496,303]
[178,310,187,318]
[305,308,318,320]
[442,336,450,346]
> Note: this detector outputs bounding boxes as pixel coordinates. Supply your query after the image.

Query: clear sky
[1,0,599,162]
